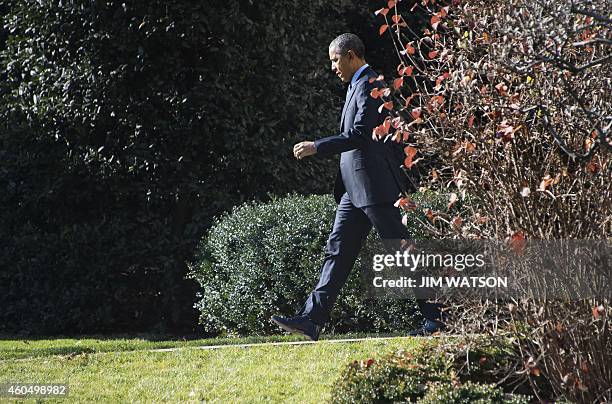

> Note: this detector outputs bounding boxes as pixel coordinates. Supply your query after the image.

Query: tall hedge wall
[0,0,370,334]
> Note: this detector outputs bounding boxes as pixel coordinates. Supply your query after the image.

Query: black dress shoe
[271,315,322,341]
[407,319,446,336]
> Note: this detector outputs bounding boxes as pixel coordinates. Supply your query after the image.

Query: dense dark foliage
[0,0,375,335]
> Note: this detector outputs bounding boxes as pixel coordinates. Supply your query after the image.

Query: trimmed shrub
[190,193,431,336]
[331,337,533,403]
[419,381,530,404]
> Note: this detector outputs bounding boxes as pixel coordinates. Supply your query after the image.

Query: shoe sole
[270,317,318,342]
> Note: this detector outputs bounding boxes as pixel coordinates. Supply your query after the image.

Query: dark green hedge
[0,0,364,335]
[190,194,422,336]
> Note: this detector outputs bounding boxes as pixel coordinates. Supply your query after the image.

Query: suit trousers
[298,192,443,326]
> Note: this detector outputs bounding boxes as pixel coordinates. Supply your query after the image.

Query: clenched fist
[293,141,317,160]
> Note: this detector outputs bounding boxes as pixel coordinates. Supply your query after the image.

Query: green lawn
[0,334,420,402]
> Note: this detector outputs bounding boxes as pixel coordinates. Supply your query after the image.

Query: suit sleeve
[314,80,383,155]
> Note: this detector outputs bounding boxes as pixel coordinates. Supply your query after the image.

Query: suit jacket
[314,66,408,208]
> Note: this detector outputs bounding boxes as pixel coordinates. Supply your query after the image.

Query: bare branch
[570,6,612,25]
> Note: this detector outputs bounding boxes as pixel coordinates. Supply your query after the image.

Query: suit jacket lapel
[340,66,372,130]
[340,85,357,130]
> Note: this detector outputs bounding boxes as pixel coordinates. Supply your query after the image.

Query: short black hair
[329,33,365,59]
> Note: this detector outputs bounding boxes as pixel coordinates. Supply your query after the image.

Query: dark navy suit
[298,65,441,325]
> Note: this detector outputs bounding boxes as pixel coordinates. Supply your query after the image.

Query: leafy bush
[331,337,532,403]
[372,0,611,401]
[190,194,429,336]
[419,381,530,404]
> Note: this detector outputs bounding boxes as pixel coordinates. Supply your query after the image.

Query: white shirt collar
[350,63,369,87]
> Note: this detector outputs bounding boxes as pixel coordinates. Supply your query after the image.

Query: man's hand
[293,141,317,160]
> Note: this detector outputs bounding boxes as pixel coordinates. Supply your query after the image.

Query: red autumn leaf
[468,115,475,128]
[403,65,414,76]
[509,231,526,254]
[411,108,421,119]
[372,126,386,139]
[372,118,392,139]
[431,14,441,30]
[404,157,414,170]
[404,93,416,107]
[495,82,508,96]
[383,117,391,132]
[431,168,439,180]
[404,145,416,157]
[375,7,389,16]
[440,6,450,17]
[424,208,435,222]
[391,132,400,142]
[451,216,463,228]
[404,146,417,168]
[586,158,599,174]
[431,95,444,106]
[496,121,519,142]
[370,88,381,99]
[393,77,404,90]
[405,43,416,55]
[366,358,375,367]
[391,116,402,129]
[537,175,554,191]
[452,142,463,156]
[428,50,438,59]
[392,14,402,24]
[379,24,389,36]
[395,197,418,212]
[592,305,602,319]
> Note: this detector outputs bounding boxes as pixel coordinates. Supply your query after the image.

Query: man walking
[271,33,444,341]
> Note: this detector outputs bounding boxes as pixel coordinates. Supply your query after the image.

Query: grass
[0,334,421,402]
[0,331,409,361]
